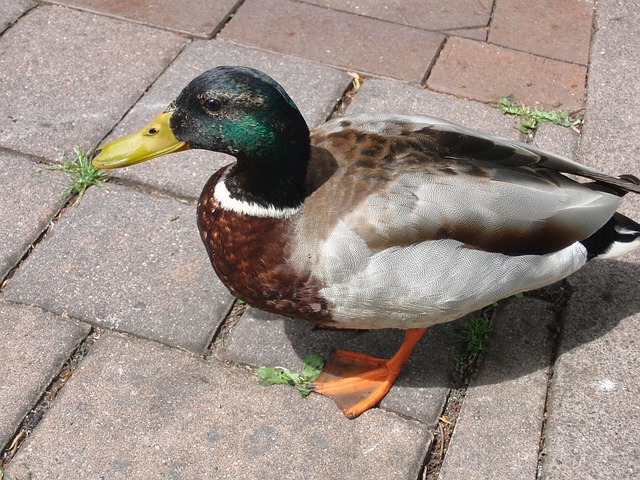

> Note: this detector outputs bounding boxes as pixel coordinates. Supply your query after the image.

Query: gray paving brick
[542,259,640,479]
[52,0,238,38]
[0,0,34,33]
[219,307,461,425]
[348,77,520,138]
[7,333,432,479]
[439,298,555,479]
[0,301,89,448]
[106,40,352,199]
[3,183,234,353]
[540,7,640,467]
[578,0,640,220]
[0,151,68,280]
[0,5,186,161]
[221,0,444,82]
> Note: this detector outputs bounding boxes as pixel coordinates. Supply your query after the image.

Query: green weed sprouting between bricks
[496,96,582,133]
[454,293,524,378]
[256,354,325,396]
[42,147,107,205]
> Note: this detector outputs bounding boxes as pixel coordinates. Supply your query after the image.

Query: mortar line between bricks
[0,196,68,293]
[0,327,101,467]
[211,0,248,39]
[106,175,200,203]
[3,295,221,358]
[487,0,498,30]
[217,37,419,86]
[420,36,447,87]
[77,35,197,204]
[0,146,63,169]
[0,174,199,294]
[0,1,37,38]
[207,299,247,356]
[1,143,122,292]
[573,8,598,161]
[420,385,466,479]
[326,74,366,121]
[292,0,426,29]
[40,1,196,39]
[209,34,442,90]
[535,279,573,480]
[483,40,590,68]
[41,0,243,40]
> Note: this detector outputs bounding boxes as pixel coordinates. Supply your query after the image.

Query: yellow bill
[92,111,189,169]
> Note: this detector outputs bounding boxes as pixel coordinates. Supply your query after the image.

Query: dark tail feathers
[581,212,640,260]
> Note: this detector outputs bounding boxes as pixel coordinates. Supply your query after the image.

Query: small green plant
[497,96,582,133]
[256,353,325,396]
[454,293,523,378]
[42,147,106,204]
[455,309,495,375]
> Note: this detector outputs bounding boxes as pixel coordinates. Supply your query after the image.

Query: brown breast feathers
[196,169,332,323]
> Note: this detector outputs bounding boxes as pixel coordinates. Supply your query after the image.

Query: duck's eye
[204,98,222,113]
[148,127,158,135]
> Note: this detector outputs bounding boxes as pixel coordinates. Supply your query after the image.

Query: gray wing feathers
[346,168,622,253]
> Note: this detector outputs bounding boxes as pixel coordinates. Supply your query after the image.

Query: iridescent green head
[171,66,309,163]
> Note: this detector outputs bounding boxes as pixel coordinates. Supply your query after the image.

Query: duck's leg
[310,328,427,418]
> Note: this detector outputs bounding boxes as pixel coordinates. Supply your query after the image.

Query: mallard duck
[93,66,640,418]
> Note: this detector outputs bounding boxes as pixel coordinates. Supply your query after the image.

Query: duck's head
[93,67,311,204]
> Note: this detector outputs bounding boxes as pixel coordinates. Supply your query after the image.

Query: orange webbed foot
[310,328,427,418]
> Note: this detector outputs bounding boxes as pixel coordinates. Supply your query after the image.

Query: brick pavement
[1,1,639,478]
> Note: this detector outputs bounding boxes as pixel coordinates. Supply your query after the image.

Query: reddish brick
[489,0,594,65]
[427,37,587,110]
[51,0,238,37]
[303,0,492,31]
[221,0,444,82]
[444,27,488,42]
